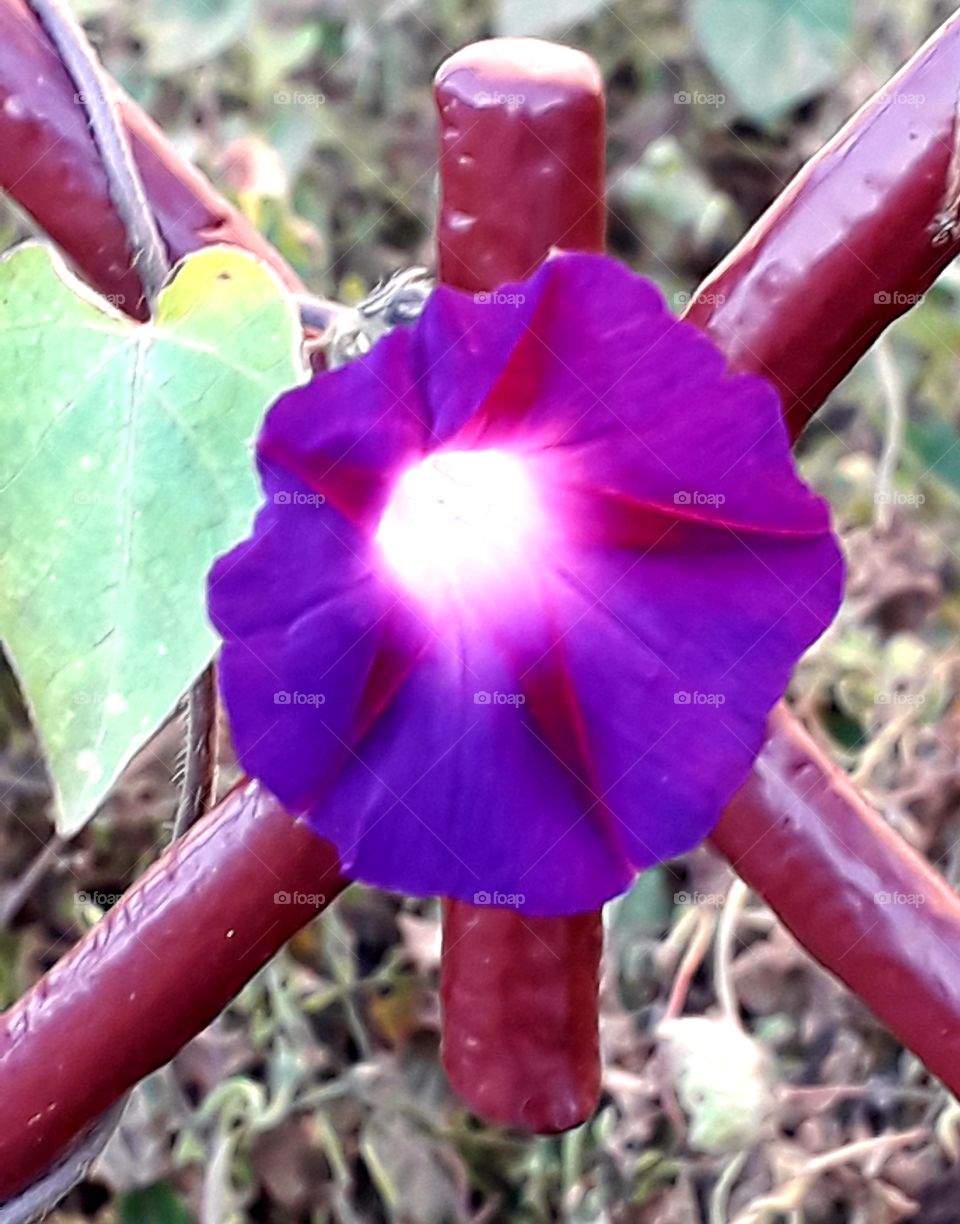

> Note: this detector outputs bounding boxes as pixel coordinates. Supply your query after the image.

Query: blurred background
[2,0,960,1219]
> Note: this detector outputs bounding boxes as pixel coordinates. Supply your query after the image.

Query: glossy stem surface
[441,900,603,1131]
[0,0,304,317]
[685,7,960,438]
[0,783,347,1200]
[711,708,960,1087]
[435,39,606,1134]
[698,11,960,1080]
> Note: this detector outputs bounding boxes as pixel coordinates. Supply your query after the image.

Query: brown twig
[22,0,169,305]
[172,665,219,841]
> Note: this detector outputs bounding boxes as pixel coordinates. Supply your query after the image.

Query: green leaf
[246,23,322,102]
[134,0,257,75]
[494,0,611,38]
[120,1183,195,1224]
[605,867,673,1009]
[906,415,960,495]
[691,0,853,123]
[0,243,305,836]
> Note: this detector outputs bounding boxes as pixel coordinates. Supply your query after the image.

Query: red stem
[441,900,602,1132]
[0,0,304,317]
[0,6,959,1193]
[700,9,960,1075]
[684,6,960,437]
[435,40,607,1133]
[711,708,960,1090]
[0,783,347,1200]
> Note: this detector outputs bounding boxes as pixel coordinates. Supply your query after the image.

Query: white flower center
[376,448,541,598]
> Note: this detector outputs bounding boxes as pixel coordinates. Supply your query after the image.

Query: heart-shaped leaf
[692,0,853,123]
[494,0,612,37]
[0,242,305,835]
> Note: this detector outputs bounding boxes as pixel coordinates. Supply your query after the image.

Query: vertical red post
[434,39,607,1132]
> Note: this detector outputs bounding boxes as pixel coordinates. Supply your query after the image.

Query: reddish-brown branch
[684,7,960,437]
[435,40,606,1133]
[0,0,304,318]
[712,708,960,1087]
[0,783,347,1200]
[695,9,960,1070]
[441,900,603,1131]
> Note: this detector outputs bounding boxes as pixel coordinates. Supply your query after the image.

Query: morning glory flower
[207,252,843,916]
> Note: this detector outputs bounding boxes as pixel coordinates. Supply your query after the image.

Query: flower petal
[313,631,635,915]
[469,254,826,537]
[258,325,430,528]
[208,464,389,811]
[544,522,843,870]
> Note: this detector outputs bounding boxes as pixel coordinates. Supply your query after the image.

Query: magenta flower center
[375,448,543,601]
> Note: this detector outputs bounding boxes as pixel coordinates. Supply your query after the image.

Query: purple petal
[258,325,430,529]
[315,630,635,915]
[209,463,388,811]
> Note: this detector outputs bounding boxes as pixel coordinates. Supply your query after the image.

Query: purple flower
[208,252,843,916]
